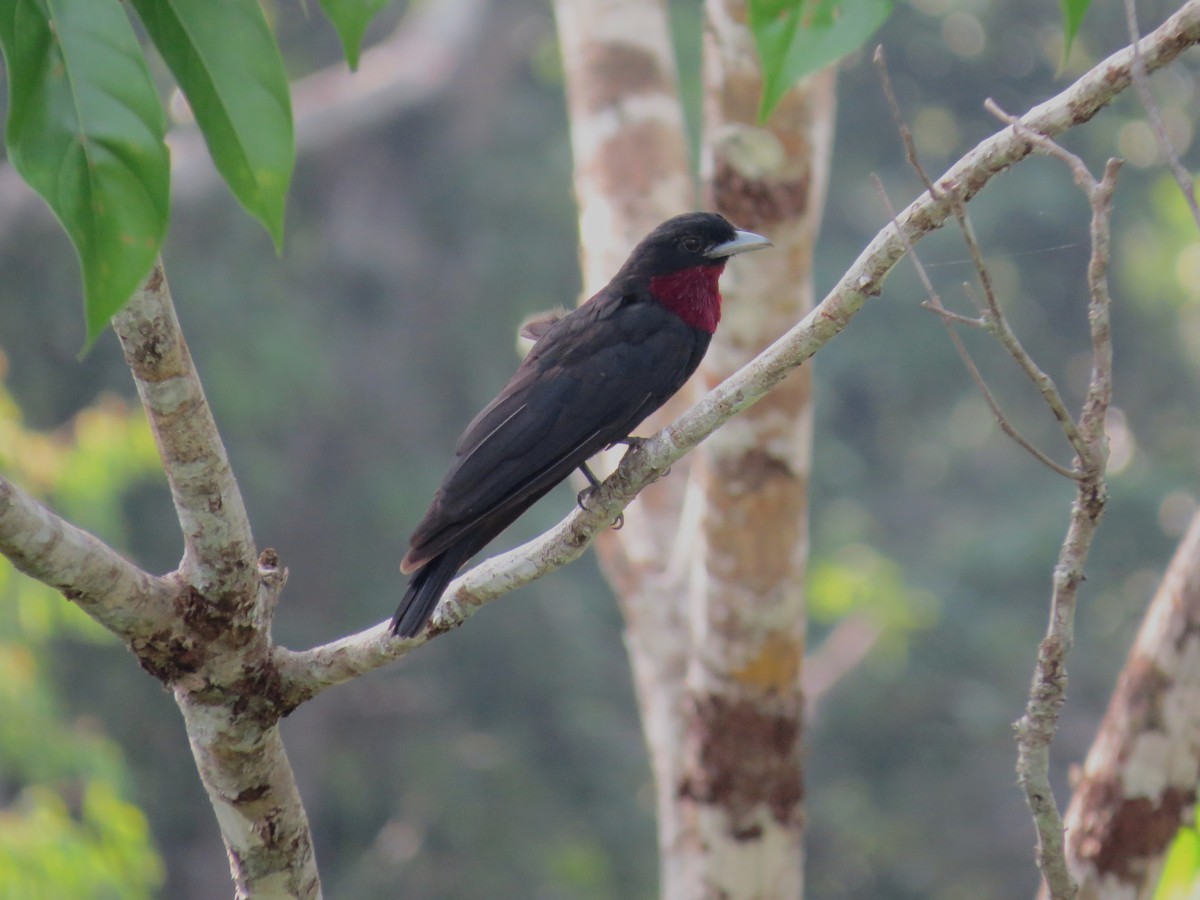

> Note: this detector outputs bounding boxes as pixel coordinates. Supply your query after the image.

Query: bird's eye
[680,236,702,253]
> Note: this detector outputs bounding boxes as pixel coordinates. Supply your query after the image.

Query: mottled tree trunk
[554,1,702,889]
[554,1,832,896]
[1054,511,1200,899]
[671,3,833,895]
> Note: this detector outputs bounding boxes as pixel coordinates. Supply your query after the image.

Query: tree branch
[1011,145,1119,900]
[108,267,317,897]
[277,0,1200,697]
[0,474,173,635]
[112,263,258,602]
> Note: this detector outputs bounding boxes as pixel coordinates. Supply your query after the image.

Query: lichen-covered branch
[0,474,174,635]
[112,263,258,602]
[108,268,319,898]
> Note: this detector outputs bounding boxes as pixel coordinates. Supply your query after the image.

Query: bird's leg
[576,462,601,506]
[575,462,624,530]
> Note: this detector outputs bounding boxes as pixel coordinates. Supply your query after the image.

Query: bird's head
[616,212,771,333]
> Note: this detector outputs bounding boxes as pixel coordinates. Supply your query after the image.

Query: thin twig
[877,44,1123,900]
[921,301,984,328]
[873,47,939,198]
[870,175,1078,478]
[1122,0,1200,231]
[1010,146,1119,900]
[876,51,1087,475]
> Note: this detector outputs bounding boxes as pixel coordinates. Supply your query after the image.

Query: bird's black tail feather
[392,546,470,638]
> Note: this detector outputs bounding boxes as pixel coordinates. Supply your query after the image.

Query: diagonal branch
[0,474,173,635]
[276,0,1200,699]
[111,263,258,601]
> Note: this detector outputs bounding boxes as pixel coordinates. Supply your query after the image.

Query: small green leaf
[129,0,294,250]
[0,0,170,342]
[320,0,390,70]
[1059,0,1092,62]
[749,0,893,123]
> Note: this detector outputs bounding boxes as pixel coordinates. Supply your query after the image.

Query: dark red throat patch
[649,263,726,334]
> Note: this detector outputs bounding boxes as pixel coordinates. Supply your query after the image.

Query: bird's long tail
[391,544,472,638]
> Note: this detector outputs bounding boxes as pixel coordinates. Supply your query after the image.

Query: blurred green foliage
[0,370,163,897]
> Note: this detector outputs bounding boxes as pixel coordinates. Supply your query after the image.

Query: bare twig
[875,53,1085,476]
[1010,147,1119,900]
[871,174,1078,479]
[804,615,882,714]
[278,0,1200,697]
[1122,0,1200,231]
[878,41,1122,900]
[873,47,939,198]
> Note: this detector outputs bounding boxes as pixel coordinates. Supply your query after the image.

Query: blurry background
[0,0,1197,896]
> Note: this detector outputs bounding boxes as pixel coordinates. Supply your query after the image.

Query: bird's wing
[403,296,708,570]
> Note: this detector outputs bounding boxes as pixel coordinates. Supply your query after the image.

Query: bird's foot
[576,485,625,530]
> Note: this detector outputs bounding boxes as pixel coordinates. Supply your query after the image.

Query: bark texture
[111,269,322,899]
[667,2,834,896]
[554,2,705,893]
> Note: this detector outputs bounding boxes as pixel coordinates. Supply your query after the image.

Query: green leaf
[129,0,294,250]
[749,0,893,123]
[0,0,170,343]
[319,0,390,70]
[1154,826,1200,900]
[1059,0,1091,62]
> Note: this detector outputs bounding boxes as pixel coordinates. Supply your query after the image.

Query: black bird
[391,212,771,637]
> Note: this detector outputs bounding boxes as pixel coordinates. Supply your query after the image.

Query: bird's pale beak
[707,229,773,259]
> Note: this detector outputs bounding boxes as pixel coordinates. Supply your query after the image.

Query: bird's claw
[576,486,625,530]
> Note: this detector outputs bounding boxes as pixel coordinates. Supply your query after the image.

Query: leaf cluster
[0,0,389,343]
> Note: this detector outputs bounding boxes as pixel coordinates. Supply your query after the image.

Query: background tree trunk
[556,1,833,895]
[1056,510,1200,899]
